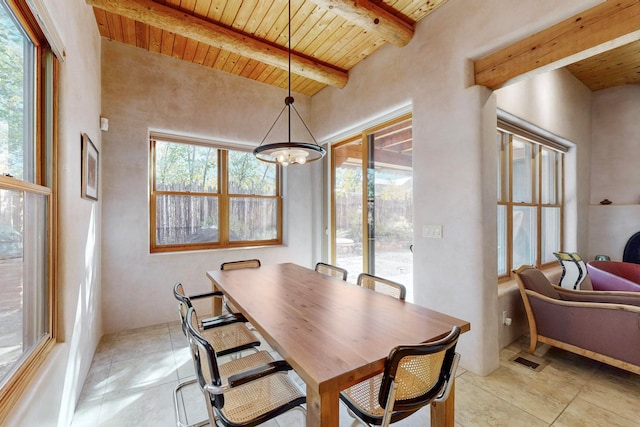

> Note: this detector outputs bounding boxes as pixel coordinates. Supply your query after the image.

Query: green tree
[0,5,28,179]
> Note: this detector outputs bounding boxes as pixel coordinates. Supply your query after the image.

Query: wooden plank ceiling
[88,1,639,98]
[88,0,448,96]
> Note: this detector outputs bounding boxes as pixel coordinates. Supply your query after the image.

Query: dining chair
[357,273,407,300]
[340,326,461,427]
[220,258,261,270]
[173,283,261,427]
[315,262,348,281]
[186,307,307,427]
[220,259,261,313]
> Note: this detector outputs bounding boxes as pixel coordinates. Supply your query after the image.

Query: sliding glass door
[331,115,413,299]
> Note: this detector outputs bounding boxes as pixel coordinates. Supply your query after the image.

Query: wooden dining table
[206,262,471,427]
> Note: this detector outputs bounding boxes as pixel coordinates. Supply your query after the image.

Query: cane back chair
[186,307,306,426]
[315,262,348,281]
[357,273,407,301]
[173,283,261,427]
[220,259,261,313]
[340,326,461,427]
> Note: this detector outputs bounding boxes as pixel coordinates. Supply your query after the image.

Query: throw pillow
[554,252,590,290]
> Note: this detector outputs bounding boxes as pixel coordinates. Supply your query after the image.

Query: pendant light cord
[287,0,291,143]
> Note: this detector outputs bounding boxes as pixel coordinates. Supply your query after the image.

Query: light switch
[423,224,443,239]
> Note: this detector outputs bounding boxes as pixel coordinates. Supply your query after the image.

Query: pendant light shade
[253,1,325,166]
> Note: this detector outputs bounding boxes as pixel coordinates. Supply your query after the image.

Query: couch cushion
[517,267,560,299]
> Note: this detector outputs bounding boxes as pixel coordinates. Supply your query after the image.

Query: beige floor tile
[110,328,173,363]
[98,381,177,427]
[459,362,580,423]
[576,364,640,423]
[70,394,102,427]
[78,362,111,399]
[173,345,196,380]
[104,350,178,398]
[553,397,639,427]
[455,376,548,427]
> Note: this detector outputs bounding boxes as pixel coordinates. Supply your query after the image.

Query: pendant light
[253,0,326,166]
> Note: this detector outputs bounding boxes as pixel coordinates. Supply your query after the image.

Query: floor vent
[510,352,548,372]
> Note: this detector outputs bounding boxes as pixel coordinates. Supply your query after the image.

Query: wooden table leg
[430,381,455,427]
[211,282,222,316]
[306,385,339,427]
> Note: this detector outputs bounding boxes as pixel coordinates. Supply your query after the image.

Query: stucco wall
[4,0,103,426]
[311,0,599,375]
[588,85,640,260]
[100,41,322,334]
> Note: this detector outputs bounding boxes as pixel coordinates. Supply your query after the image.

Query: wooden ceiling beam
[308,0,414,47]
[86,0,348,88]
[474,0,640,89]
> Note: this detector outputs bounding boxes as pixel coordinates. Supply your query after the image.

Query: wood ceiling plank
[336,33,383,69]
[288,1,319,47]
[93,8,110,37]
[105,12,124,41]
[242,1,277,36]
[182,37,199,61]
[171,33,188,59]
[230,55,252,75]
[567,40,640,84]
[202,46,221,67]
[475,0,640,89]
[206,0,228,22]
[219,0,243,27]
[160,30,176,56]
[323,24,368,66]
[250,1,286,40]
[230,0,260,31]
[301,14,344,60]
[301,80,326,97]
[192,0,212,19]
[149,25,162,53]
[191,42,209,64]
[87,0,348,88]
[311,20,355,62]
[178,0,197,13]
[219,52,240,72]
[263,1,291,47]
[121,16,137,45]
[164,0,180,8]
[290,5,332,52]
[307,0,413,46]
[257,64,279,84]
[247,61,270,80]
[238,58,260,77]
[393,0,447,23]
[134,21,149,48]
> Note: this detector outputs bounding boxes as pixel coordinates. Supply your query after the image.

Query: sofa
[587,261,640,292]
[514,265,640,375]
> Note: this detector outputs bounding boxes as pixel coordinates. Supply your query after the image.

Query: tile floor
[71,321,640,427]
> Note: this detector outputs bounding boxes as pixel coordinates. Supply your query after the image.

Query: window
[150,135,282,252]
[0,0,56,421]
[497,122,564,278]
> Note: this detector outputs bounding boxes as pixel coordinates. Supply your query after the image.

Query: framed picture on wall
[81,133,99,201]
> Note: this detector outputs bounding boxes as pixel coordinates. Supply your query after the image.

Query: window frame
[497,121,565,280]
[149,134,282,253]
[0,0,57,422]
